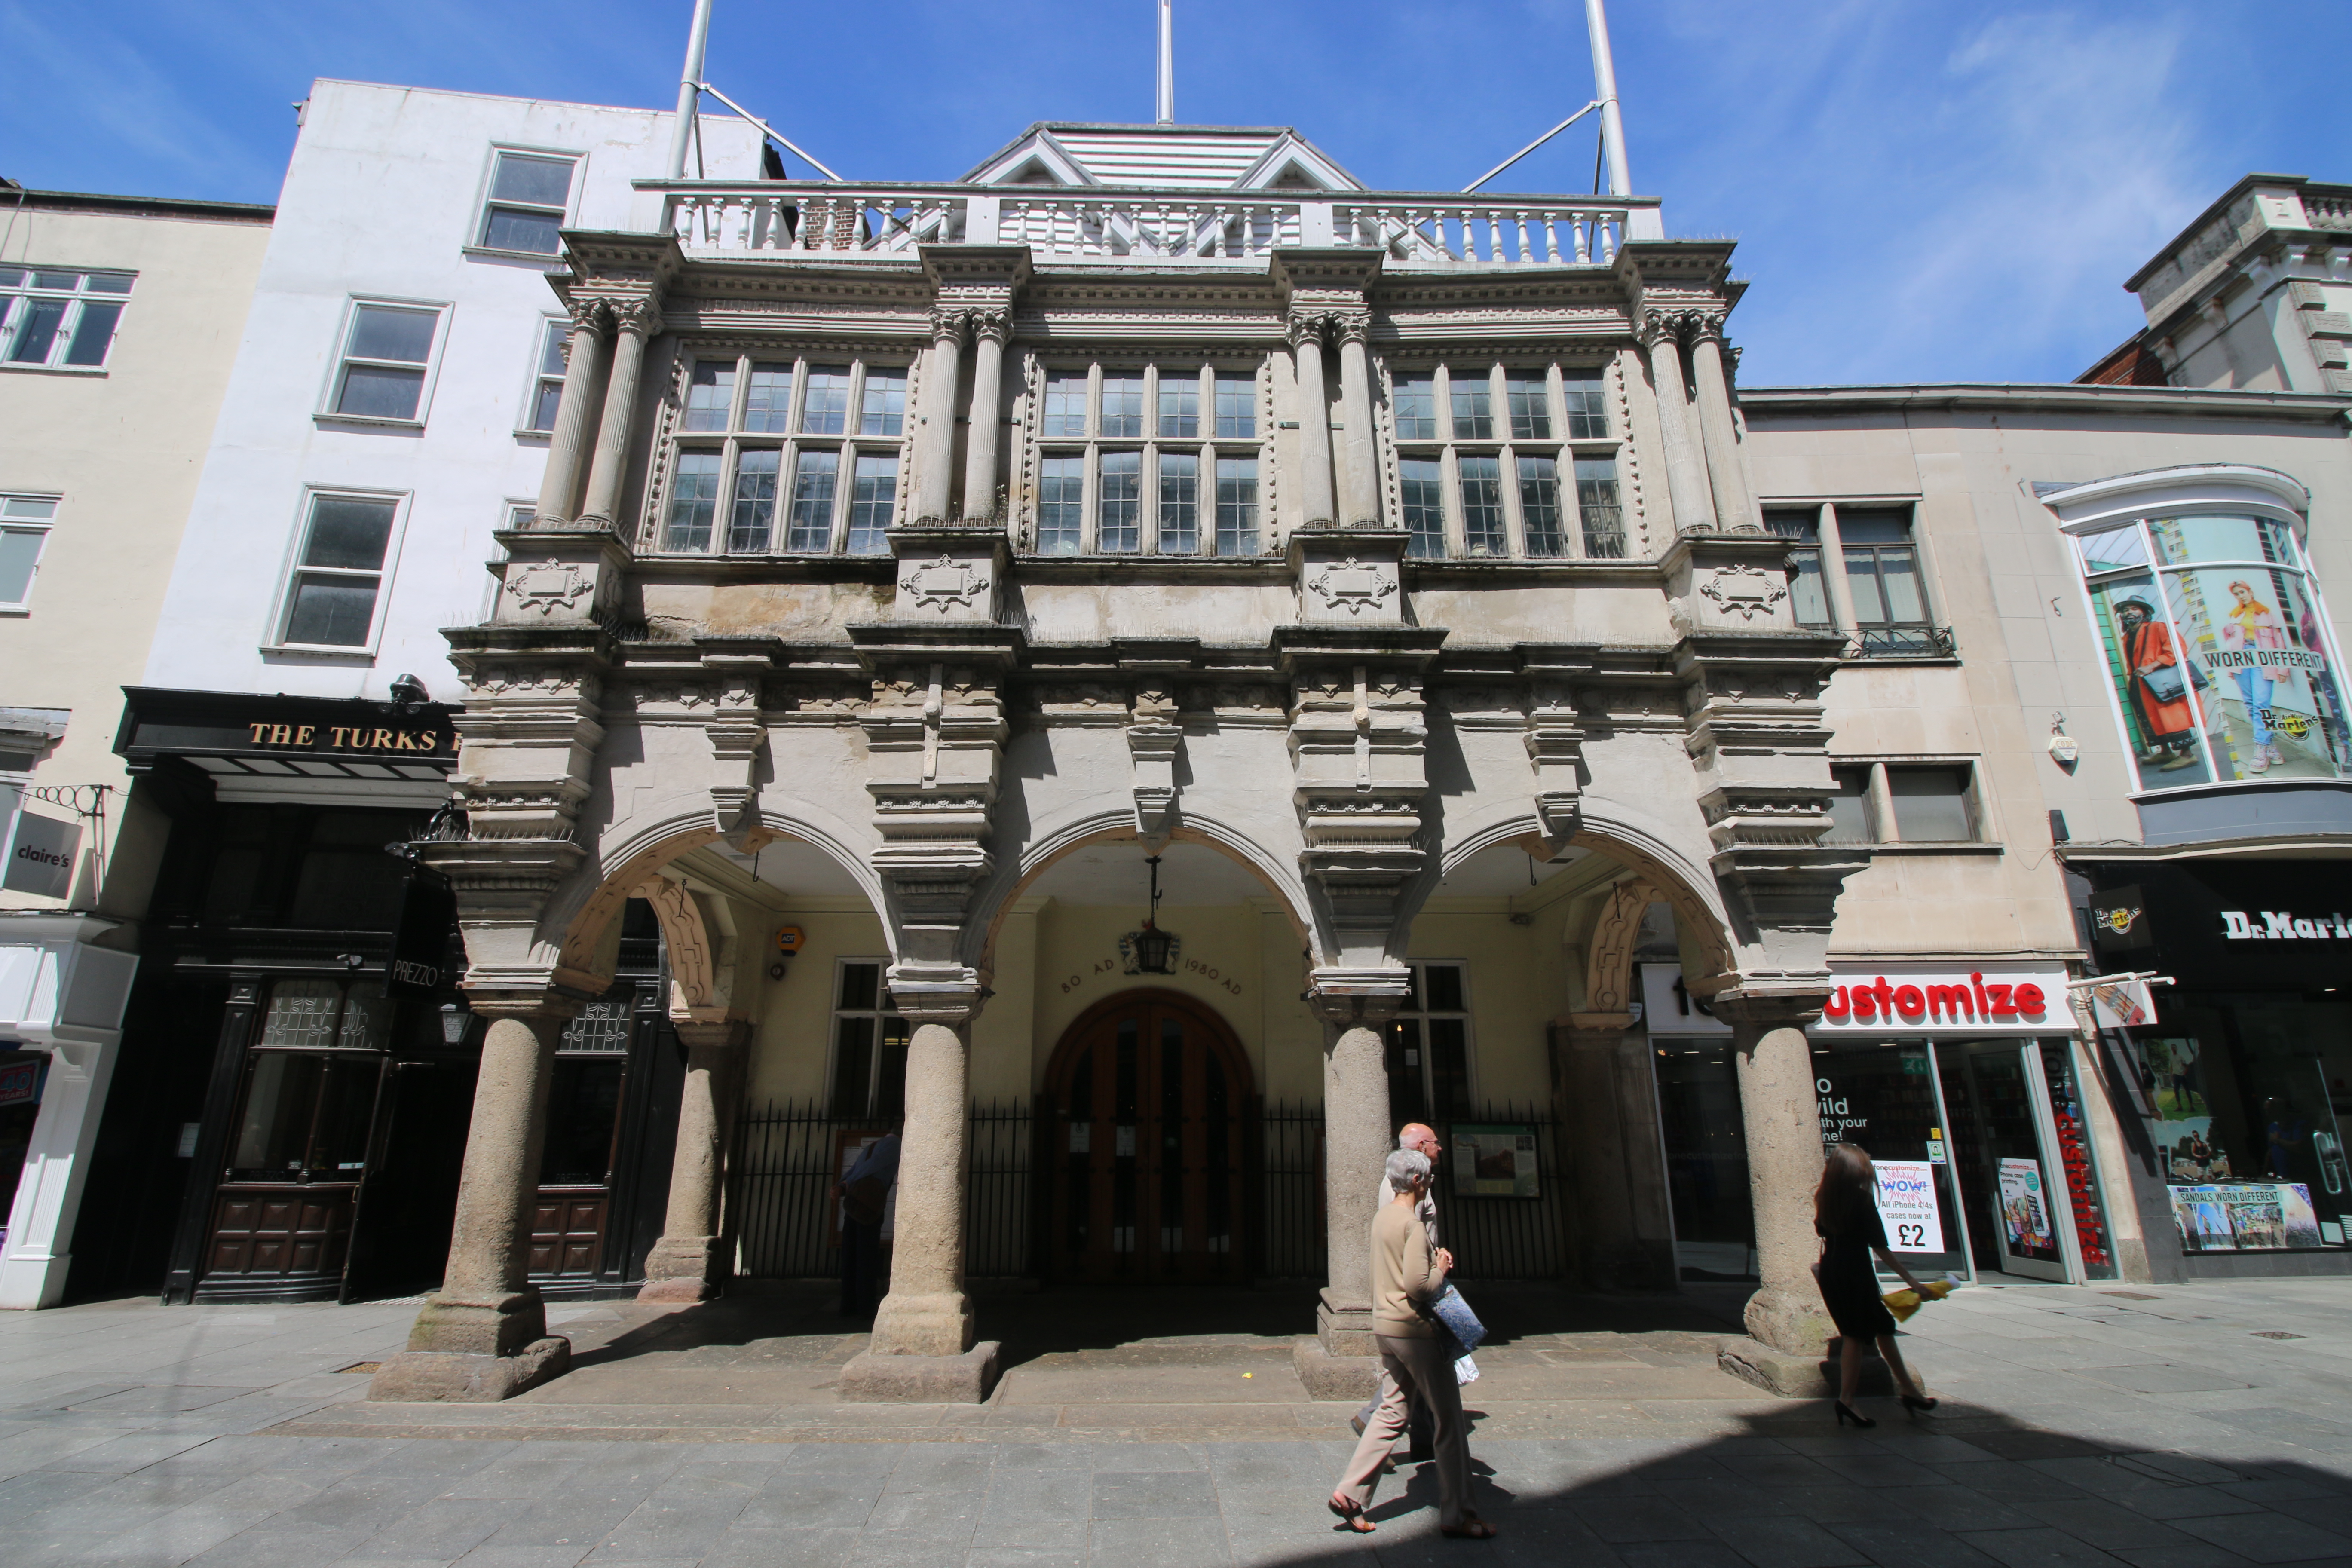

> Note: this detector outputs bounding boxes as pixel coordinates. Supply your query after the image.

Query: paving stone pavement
[1,1277,2349,1566]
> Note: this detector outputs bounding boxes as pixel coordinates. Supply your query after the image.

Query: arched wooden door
[1046,989,1254,1283]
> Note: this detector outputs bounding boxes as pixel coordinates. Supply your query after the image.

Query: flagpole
[668,0,717,180]
[1584,0,1632,196]
[1156,0,1175,124]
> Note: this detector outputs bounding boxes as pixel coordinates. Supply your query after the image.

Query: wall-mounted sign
[1816,967,2064,1035]
[2089,885,2152,953]
[3,810,80,899]
[1638,962,1731,1036]
[2083,976,2156,1030]
[2220,910,2350,941]
[242,722,451,756]
[1450,1125,1540,1199]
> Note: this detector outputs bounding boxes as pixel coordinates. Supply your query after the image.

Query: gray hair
[1385,1148,1431,1193]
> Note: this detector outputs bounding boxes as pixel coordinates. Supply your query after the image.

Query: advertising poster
[1871,1161,1945,1253]
[0,1056,42,1108]
[2088,572,2214,788]
[2279,1183,2326,1249]
[1997,1158,2056,1257]
[2163,556,2348,783]
[2134,1037,2226,1179]
[2170,1185,2233,1250]
[2221,1189,2289,1250]
[1451,1125,1540,1199]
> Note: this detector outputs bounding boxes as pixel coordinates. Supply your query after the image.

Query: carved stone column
[839,975,1001,1402]
[1641,314,1717,535]
[959,309,1011,521]
[911,309,968,524]
[638,1019,748,1302]
[578,296,662,530]
[1332,310,1380,527]
[1687,313,1758,533]
[369,1001,577,1402]
[535,300,609,526]
[1297,969,1406,1399]
[1712,992,1835,1357]
[1288,312,1338,529]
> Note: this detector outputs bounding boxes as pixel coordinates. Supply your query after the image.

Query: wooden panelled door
[1047,989,1252,1283]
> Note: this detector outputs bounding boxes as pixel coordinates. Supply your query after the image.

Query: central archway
[1043,988,1256,1284]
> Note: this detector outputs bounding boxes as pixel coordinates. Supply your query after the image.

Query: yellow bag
[1881,1277,1954,1323]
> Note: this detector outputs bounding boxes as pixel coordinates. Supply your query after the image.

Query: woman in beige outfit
[1326,1148,1494,1539]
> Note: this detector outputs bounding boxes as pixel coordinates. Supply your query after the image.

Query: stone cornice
[1740,382,2352,422]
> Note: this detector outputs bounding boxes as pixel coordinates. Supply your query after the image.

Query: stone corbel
[1524,698,1586,847]
[697,646,770,845]
[1127,687,1182,848]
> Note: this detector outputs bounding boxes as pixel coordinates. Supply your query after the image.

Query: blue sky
[6,0,2349,385]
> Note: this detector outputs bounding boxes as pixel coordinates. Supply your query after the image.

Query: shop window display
[1813,1041,1970,1278]
[2126,991,2352,1252]
[2073,513,2352,791]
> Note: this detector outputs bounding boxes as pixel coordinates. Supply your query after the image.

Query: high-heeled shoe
[1834,1400,1876,1428]
[1901,1393,1939,1415]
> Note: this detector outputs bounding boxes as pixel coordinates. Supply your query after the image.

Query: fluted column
[638,1020,748,1302]
[535,300,610,525]
[1288,312,1337,528]
[1333,311,1380,527]
[1641,315,1716,535]
[959,309,1010,522]
[577,296,661,530]
[370,1001,578,1401]
[911,309,968,524]
[1688,315,1758,533]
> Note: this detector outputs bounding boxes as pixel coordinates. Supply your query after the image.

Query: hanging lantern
[1131,855,1175,974]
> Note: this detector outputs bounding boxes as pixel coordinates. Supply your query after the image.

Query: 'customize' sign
[1815,967,2067,1035]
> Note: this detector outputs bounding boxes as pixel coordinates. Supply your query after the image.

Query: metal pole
[668,0,717,180]
[1463,100,1601,193]
[1156,0,1175,124]
[1585,0,1633,196]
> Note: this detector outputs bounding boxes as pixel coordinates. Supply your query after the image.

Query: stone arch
[965,806,1315,975]
[1580,877,1657,1017]
[1415,807,1737,985]
[537,798,891,998]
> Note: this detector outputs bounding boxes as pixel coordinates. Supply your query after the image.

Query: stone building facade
[371,125,2341,1401]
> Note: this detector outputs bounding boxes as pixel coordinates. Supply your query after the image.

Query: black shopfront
[2079,856,2352,1279]
[67,689,681,1305]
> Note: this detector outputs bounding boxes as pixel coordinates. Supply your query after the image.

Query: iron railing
[725,1097,1567,1283]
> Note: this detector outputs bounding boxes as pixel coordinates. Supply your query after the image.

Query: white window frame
[481,500,532,619]
[316,296,453,430]
[465,144,586,262]
[1385,360,1623,561]
[650,351,911,557]
[0,493,62,614]
[827,956,909,1120]
[1390,958,1480,1120]
[517,314,569,436]
[263,486,412,658]
[1028,360,1268,557]
[0,266,135,374]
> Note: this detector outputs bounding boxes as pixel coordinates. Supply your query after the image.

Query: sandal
[1440,1514,1499,1540]
[1327,1496,1376,1534]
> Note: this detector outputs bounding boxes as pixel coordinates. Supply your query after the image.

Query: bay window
[1029,362,1265,556]
[1387,362,1623,560]
[657,352,908,555]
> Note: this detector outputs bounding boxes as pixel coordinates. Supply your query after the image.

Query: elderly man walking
[1352,1124,1444,1460]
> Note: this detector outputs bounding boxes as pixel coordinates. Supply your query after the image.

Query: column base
[1743,1285,1834,1358]
[1717,1336,1905,1400]
[637,1236,726,1302]
[868,1288,975,1358]
[404,1290,549,1358]
[0,1250,70,1311]
[367,1338,570,1403]
[1293,1338,1381,1401]
[1316,1289,1376,1358]
[838,1341,1001,1403]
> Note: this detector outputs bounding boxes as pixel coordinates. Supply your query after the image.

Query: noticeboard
[1450,1124,1540,1199]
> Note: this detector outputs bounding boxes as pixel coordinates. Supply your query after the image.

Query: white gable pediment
[1231,133,1364,193]
[965,127,1098,188]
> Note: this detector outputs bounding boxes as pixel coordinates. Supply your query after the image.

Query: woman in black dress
[1816,1144,1937,1427]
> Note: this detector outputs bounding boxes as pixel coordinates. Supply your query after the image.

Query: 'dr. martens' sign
[245,722,451,755]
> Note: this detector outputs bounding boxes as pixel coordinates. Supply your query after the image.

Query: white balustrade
[642,182,1647,268]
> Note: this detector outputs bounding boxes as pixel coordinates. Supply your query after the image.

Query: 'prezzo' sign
[1816,967,2066,1035]
[2221,910,2351,941]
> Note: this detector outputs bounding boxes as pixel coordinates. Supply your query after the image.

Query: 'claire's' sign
[1815,968,2064,1035]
